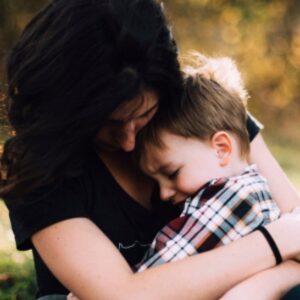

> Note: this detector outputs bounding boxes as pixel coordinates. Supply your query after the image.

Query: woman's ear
[210,131,232,167]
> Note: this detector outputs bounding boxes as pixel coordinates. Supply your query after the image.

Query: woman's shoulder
[6,150,112,250]
[7,150,105,210]
[7,178,87,250]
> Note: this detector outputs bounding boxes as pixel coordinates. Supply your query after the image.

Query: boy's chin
[172,199,186,207]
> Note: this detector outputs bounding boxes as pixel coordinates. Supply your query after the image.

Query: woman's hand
[220,260,300,300]
[221,209,300,300]
[266,207,300,262]
[282,207,300,261]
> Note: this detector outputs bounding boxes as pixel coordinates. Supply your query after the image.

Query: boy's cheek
[177,175,207,196]
[176,179,199,196]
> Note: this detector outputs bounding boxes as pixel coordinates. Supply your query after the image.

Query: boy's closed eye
[166,169,180,180]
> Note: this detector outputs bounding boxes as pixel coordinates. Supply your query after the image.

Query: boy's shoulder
[226,164,271,200]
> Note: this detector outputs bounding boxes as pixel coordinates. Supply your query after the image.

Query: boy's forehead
[140,144,168,174]
[139,130,178,174]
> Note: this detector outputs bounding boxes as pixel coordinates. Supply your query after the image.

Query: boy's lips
[171,198,186,206]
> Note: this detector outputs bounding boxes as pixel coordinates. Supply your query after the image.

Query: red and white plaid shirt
[136,165,280,272]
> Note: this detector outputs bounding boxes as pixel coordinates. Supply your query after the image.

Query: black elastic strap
[256,226,283,265]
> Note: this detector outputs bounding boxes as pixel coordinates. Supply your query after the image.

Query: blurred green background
[0,0,300,298]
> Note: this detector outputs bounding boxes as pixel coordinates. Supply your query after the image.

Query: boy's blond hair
[136,52,250,162]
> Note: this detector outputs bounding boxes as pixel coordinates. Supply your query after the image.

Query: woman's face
[95,90,158,152]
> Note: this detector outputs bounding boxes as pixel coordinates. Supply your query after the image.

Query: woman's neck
[96,149,155,210]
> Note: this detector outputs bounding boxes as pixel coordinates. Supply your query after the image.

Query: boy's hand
[67,293,80,300]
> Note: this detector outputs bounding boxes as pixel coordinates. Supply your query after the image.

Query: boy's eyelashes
[166,169,180,180]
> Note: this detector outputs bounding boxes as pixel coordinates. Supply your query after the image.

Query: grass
[264,129,300,190]
[0,201,37,299]
[0,252,36,300]
[0,131,299,298]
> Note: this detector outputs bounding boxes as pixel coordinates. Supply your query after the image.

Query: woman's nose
[119,121,137,152]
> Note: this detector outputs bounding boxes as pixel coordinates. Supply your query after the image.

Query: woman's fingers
[280,209,300,220]
[280,210,300,261]
[291,207,300,214]
[267,213,300,262]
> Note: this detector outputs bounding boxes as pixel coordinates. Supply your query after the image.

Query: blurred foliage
[0,0,300,131]
[0,201,36,299]
[163,0,300,129]
[0,251,36,300]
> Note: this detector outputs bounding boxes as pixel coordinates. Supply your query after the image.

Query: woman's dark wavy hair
[0,0,183,203]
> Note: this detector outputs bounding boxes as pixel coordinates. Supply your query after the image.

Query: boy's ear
[210,131,232,167]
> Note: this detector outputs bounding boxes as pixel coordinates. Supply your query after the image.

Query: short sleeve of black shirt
[247,112,263,141]
[6,176,89,251]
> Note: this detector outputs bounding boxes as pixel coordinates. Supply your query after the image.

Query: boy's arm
[220,260,300,300]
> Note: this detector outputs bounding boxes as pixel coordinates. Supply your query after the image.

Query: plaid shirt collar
[182,164,259,216]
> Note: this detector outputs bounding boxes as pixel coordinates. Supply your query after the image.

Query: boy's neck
[226,155,249,178]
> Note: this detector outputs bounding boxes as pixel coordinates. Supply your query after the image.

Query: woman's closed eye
[137,104,158,119]
[106,104,158,126]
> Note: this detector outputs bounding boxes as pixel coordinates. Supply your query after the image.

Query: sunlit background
[0,0,300,298]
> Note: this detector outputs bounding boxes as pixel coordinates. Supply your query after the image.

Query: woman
[1,0,300,299]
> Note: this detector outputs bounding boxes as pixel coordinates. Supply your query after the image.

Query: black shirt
[6,114,261,296]
[7,151,179,296]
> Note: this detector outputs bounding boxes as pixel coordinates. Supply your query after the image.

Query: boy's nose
[160,186,176,201]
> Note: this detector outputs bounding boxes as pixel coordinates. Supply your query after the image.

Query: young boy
[134,53,281,272]
[67,54,300,300]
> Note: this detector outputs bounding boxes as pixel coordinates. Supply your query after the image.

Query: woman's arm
[249,133,300,212]
[32,214,300,300]
[220,260,300,300]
